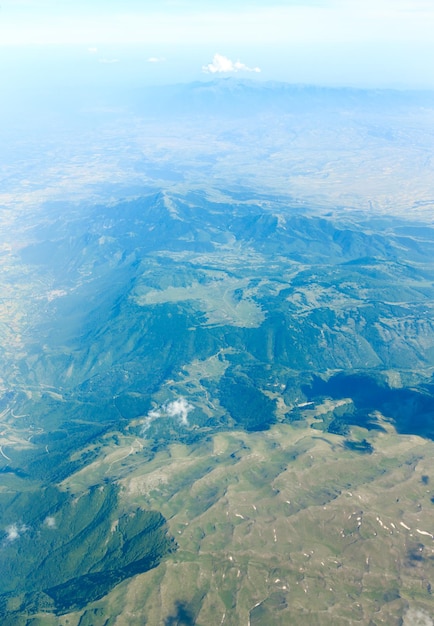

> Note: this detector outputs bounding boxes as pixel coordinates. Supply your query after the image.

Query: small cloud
[165,398,193,426]
[147,56,166,63]
[6,524,19,542]
[88,47,98,54]
[5,523,28,542]
[44,516,56,529]
[98,58,120,64]
[202,53,261,74]
[141,397,194,435]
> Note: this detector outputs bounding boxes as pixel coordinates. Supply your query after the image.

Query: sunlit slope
[54,423,434,626]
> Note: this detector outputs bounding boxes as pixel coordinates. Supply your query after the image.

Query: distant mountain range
[130,78,434,117]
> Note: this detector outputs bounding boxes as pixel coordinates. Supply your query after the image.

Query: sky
[1,0,434,88]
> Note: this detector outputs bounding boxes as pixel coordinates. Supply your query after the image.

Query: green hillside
[1,189,434,623]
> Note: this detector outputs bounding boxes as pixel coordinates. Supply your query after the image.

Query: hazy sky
[1,0,434,88]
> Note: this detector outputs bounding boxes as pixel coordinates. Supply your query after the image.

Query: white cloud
[88,47,98,53]
[44,516,56,529]
[202,53,261,74]
[6,524,19,542]
[147,56,166,63]
[5,523,28,542]
[165,398,193,426]
[98,58,120,64]
[141,397,194,435]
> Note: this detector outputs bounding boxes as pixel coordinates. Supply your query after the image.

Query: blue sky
[1,0,434,88]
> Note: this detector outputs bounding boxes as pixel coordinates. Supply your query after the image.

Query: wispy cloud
[147,56,166,63]
[202,53,261,74]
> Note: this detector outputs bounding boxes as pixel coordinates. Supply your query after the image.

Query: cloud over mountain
[202,53,261,74]
[142,397,194,435]
[165,398,193,426]
[4,523,28,543]
[44,516,56,529]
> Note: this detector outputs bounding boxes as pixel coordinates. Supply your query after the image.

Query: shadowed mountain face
[0,484,173,617]
[1,187,434,620]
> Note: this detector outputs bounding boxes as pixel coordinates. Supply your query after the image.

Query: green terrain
[0,186,434,623]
